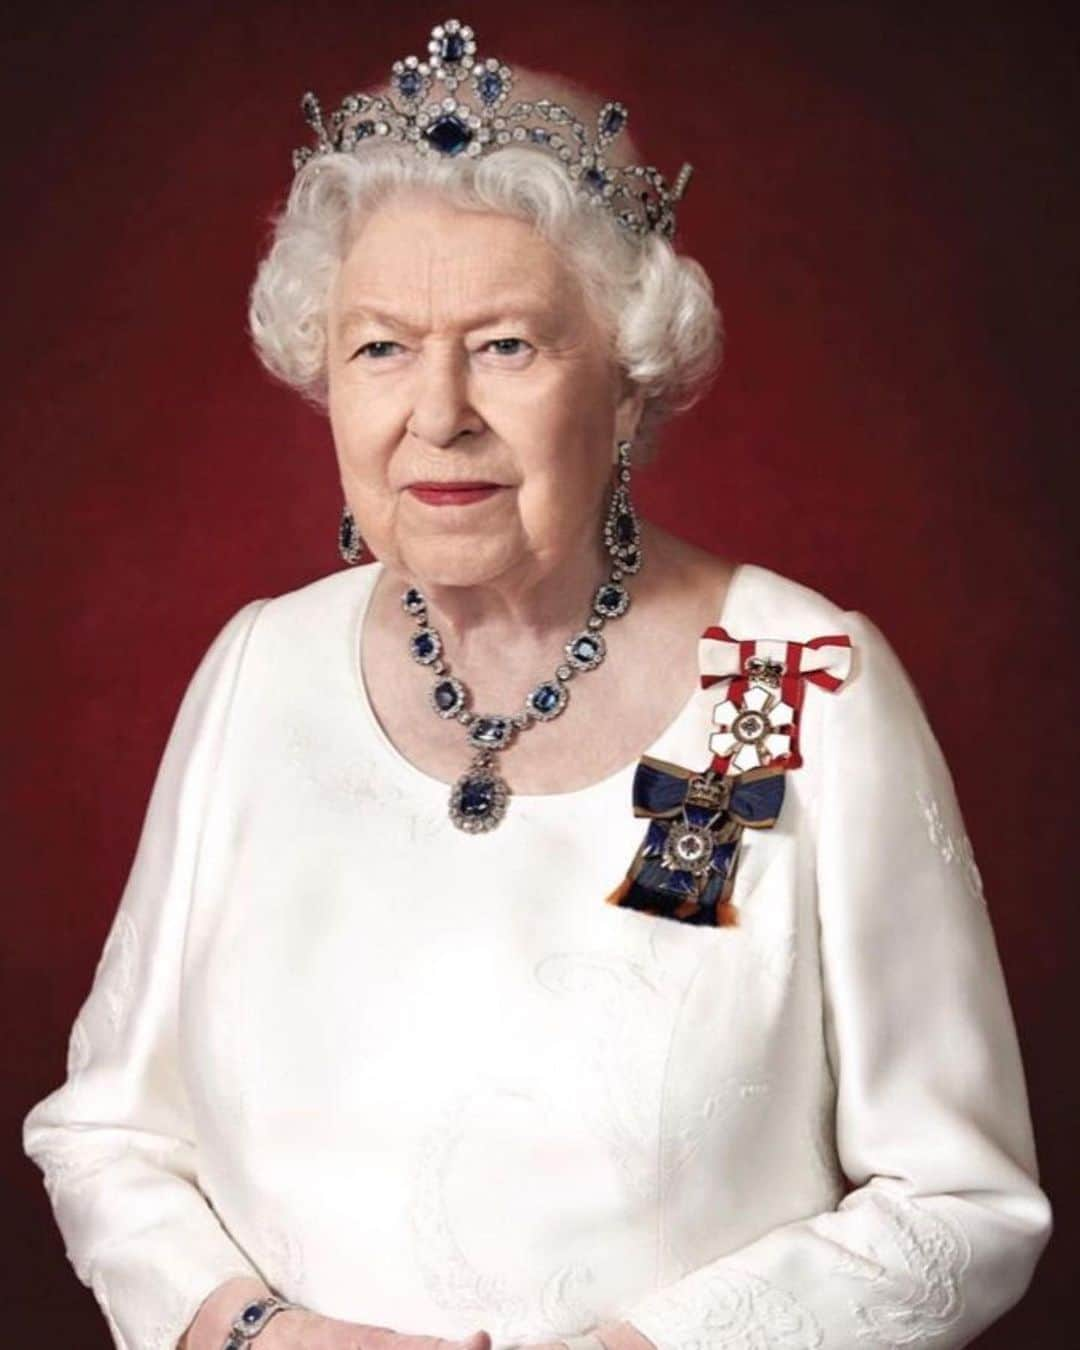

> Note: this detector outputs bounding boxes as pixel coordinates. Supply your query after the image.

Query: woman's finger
[347,1330,490,1350]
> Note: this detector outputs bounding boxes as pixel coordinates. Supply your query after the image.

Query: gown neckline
[350,559,752,805]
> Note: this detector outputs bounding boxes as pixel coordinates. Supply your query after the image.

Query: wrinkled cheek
[329,437,401,558]
[330,390,400,496]
[515,465,603,558]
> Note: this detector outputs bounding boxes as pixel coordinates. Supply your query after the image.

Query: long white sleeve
[617,609,1052,1348]
[23,600,269,1350]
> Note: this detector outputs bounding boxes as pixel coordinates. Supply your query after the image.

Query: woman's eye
[354,340,403,359]
[484,338,531,356]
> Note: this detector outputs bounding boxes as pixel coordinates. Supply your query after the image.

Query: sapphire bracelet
[223,1293,299,1347]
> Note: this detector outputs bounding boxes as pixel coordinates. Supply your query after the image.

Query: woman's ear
[614,374,647,444]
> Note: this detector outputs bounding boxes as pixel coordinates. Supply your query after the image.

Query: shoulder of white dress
[728,561,853,640]
[255,563,381,635]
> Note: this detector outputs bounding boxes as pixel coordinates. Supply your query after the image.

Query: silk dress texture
[23,559,1051,1350]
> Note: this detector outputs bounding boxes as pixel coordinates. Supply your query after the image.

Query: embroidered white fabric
[22,561,1051,1350]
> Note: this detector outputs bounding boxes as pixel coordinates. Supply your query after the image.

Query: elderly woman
[24,18,1050,1350]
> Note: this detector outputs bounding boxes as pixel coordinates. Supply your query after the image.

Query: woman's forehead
[337,198,579,306]
[332,269,583,338]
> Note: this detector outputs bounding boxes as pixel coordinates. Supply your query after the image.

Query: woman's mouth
[406,482,503,506]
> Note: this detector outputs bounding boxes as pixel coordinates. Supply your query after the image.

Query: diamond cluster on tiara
[291,17,694,240]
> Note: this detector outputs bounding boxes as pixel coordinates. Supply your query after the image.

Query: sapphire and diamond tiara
[292,17,693,240]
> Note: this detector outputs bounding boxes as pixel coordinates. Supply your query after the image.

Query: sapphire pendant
[449,754,510,832]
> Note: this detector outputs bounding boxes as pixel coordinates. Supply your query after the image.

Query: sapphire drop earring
[338,505,367,565]
[603,440,642,573]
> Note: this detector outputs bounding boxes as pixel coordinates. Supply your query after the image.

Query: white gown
[23,560,1052,1350]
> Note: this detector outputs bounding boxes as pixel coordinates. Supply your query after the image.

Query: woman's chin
[396,535,525,590]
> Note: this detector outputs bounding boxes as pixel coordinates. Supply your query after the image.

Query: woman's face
[326,189,644,589]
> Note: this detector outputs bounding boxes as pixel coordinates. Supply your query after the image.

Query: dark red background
[3,0,1076,1342]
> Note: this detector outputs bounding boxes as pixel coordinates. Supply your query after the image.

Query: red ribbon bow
[698,627,853,773]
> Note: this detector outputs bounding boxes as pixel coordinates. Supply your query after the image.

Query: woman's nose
[407,348,485,447]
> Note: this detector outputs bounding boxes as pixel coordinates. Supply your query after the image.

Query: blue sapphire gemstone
[531,683,561,714]
[597,585,624,613]
[460,776,496,817]
[425,114,473,156]
[441,31,467,61]
[615,511,636,545]
[397,70,424,98]
[584,167,607,192]
[602,107,625,137]
[411,631,436,659]
[571,637,599,662]
[434,680,460,712]
[477,71,503,103]
[529,128,551,143]
[623,548,640,569]
[242,1305,264,1325]
[355,120,376,139]
[473,717,508,745]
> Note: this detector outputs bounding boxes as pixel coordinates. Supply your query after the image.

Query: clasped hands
[183,1276,655,1350]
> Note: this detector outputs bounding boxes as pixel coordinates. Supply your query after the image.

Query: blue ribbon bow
[607,756,786,926]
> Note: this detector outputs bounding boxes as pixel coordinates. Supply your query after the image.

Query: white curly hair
[248,99,723,459]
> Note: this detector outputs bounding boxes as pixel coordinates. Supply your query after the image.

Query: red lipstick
[406,481,502,506]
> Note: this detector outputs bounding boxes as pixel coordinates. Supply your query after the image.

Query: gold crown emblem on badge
[292,17,694,239]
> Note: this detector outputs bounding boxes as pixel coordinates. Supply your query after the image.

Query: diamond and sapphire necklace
[403,439,642,832]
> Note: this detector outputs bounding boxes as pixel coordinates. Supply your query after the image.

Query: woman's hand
[260,1315,491,1350]
[181,1275,492,1350]
[591,1322,658,1350]
[527,1326,655,1350]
